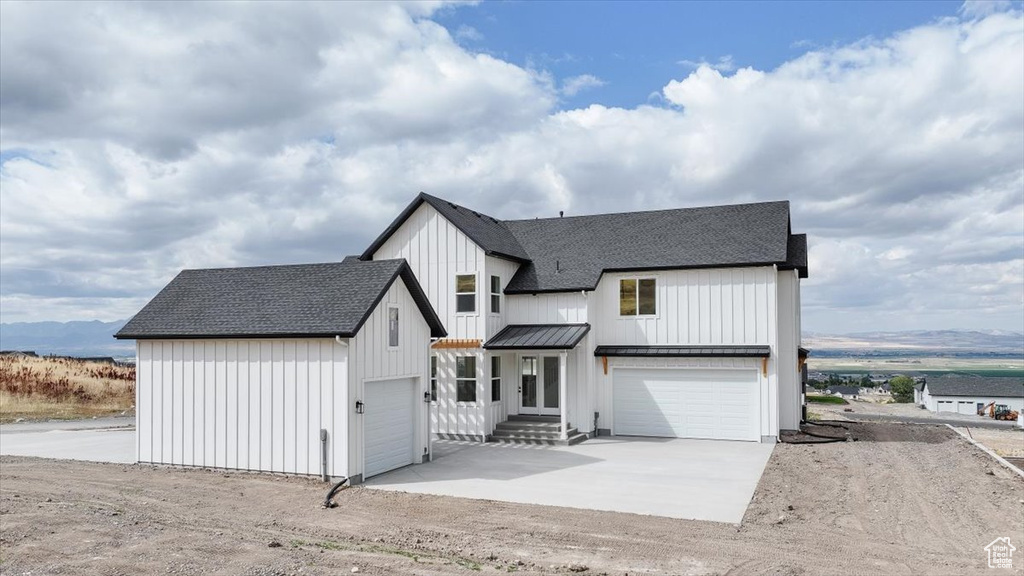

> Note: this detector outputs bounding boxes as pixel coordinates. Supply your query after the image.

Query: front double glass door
[519,355,560,416]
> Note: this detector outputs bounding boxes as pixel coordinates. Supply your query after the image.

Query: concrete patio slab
[0,420,135,464]
[365,436,774,523]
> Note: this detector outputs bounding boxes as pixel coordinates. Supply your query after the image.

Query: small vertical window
[619,279,637,315]
[387,306,399,348]
[619,278,656,316]
[456,356,477,403]
[491,356,501,402]
[429,356,438,402]
[490,275,501,314]
[456,274,476,313]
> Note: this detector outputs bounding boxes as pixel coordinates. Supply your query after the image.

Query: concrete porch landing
[365,436,774,523]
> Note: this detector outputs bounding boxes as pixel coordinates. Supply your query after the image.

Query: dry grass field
[0,355,135,423]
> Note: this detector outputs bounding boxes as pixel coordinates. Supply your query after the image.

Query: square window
[619,278,656,316]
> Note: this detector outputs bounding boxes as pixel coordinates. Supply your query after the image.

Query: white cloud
[560,74,606,97]
[1,1,1022,333]
[454,24,483,42]
[677,55,736,72]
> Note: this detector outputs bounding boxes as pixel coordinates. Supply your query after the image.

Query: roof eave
[114,331,358,340]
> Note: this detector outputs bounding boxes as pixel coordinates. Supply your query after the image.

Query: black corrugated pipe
[323,478,349,509]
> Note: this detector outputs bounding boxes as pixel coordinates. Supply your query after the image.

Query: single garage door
[957,401,976,415]
[936,400,955,413]
[364,378,417,478]
[613,368,760,441]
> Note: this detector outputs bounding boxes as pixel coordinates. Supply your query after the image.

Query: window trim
[455,272,478,315]
[489,275,501,316]
[455,355,477,404]
[618,277,658,317]
[490,355,501,402]
[387,305,400,350]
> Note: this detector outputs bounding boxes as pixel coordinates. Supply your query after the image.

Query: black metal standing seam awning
[483,324,591,350]
[593,345,771,358]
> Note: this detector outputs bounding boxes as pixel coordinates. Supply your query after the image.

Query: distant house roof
[925,375,1024,399]
[362,194,808,293]
[483,324,590,350]
[115,257,446,340]
[828,385,861,395]
[594,345,771,358]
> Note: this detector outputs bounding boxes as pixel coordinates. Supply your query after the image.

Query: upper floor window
[387,306,399,348]
[456,356,477,403]
[456,274,476,313]
[619,278,656,316]
[490,275,501,314]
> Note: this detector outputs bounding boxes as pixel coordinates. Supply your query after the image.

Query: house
[115,258,446,484]
[918,375,1024,415]
[116,192,808,482]
[826,385,860,399]
[363,193,808,444]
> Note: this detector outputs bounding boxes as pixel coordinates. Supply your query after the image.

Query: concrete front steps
[488,415,588,446]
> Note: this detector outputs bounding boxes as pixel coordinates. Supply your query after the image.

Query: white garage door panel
[957,401,975,415]
[364,378,416,479]
[937,400,955,413]
[614,369,760,441]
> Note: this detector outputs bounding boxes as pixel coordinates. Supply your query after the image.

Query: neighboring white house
[917,375,1024,415]
[116,258,446,484]
[362,193,808,443]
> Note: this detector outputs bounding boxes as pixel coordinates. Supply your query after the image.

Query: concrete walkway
[0,417,135,464]
[366,437,774,523]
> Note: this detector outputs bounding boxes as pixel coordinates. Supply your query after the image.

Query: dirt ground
[953,427,1024,458]
[1,422,1022,576]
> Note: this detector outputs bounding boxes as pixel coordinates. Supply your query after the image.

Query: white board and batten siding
[136,338,349,477]
[592,267,782,439]
[349,276,433,479]
[776,270,802,431]
[136,275,432,481]
[373,202,488,341]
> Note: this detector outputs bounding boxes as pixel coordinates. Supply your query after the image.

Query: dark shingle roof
[594,345,771,358]
[827,385,861,395]
[484,324,590,350]
[115,257,446,339]
[361,193,530,263]
[925,375,1024,398]
[363,195,808,292]
[503,201,796,293]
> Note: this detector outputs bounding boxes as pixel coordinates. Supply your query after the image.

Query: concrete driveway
[366,436,774,523]
[0,417,135,464]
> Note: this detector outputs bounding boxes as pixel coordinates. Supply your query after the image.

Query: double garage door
[363,378,417,478]
[936,399,978,415]
[613,368,760,442]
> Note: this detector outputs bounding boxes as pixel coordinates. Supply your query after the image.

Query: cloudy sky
[1,0,1021,334]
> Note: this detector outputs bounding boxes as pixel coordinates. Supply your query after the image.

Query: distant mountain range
[0,320,132,357]
[1,320,1021,359]
[803,330,1024,357]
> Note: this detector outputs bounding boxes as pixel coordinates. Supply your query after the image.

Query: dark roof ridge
[501,199,791,223]
[173,256,365,274]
